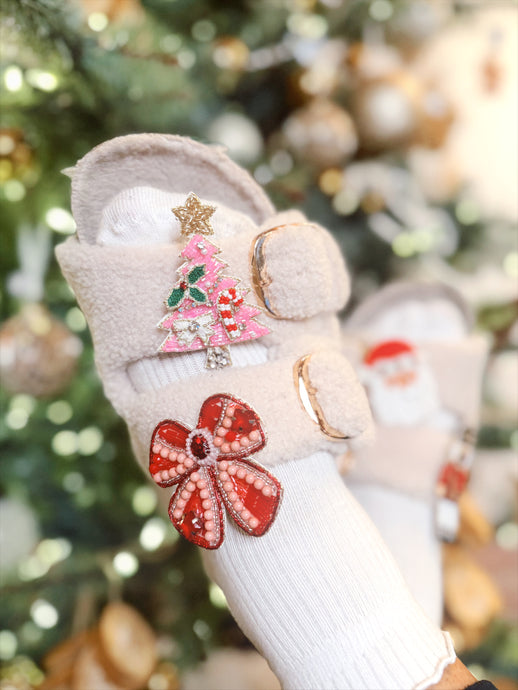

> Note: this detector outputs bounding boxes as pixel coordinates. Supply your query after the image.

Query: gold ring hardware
[293,354,350,440]
[250,223,318,320]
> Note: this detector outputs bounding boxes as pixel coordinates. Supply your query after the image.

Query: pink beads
[173,509,182,519]
[186,481,196,492]
[160,448,169,458]
[227,465,237,476]
[240,437,250,447]
[205,531,215,542]
[216,427,226,437]
[231,441,241,452]
[222,418,232,428]
[249,517,259,529]
[152,443,162,454]
[254,479,264,490]
[213,437,223,447]
[228,491,238,502]
[262,485,272,497]
[234,501,243,512]
[219,471,229,482]
[204,510,213,520]
[200,489,209,499]
[245,473,255,484]
[161,470,170,481]
[205,520,215,531]
[241,509,251,521]
[190,472,200,482]
[153,472,162,482]
[177,464,185,474]
[236,468,246,479]
[184,457,194,468]
[169,450,177,461]
[223,481,233,492]
[249,430,261,441]
[202,499,212,510]
[221,443,231,453]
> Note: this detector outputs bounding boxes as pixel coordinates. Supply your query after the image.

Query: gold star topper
[172,192,216,237]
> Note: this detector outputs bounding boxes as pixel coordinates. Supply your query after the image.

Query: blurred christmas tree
[1,1,517,688]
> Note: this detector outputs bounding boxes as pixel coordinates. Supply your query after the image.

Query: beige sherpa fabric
[259,223,350,320]
[56,133,373,472]
[67,134,275,243]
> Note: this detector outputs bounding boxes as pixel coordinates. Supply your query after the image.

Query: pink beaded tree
[158,194,270,368]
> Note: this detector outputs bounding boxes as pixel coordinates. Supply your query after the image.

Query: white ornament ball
[208,113,263,165]
[0,303,82,397]
[353,74,419,151]
[0,497,40,573]
[283,98,358,169]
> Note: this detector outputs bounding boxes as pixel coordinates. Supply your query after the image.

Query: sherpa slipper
[342,282,488,624]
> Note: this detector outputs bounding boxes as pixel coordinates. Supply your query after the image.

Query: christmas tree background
[0,1,517,688]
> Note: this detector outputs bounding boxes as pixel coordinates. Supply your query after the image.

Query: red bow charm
[149,394,283,549]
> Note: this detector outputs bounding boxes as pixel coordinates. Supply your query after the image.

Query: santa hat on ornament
[364,340,414,367]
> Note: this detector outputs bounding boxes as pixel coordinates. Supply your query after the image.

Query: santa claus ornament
[343,282,488,625]
[361,339,456,429]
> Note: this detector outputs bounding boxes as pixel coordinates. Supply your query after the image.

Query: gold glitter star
[172,192,216,237]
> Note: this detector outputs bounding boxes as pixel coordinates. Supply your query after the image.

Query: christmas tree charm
[149,394,283,549]
[158,195,270,368]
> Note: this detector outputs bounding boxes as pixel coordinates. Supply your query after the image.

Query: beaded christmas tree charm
[158,193,270,368]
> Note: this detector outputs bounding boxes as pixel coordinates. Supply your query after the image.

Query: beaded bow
[149,394,283,549]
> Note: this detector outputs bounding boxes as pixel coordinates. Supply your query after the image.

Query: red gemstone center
[180,281,188,290]
[190,434,210,459]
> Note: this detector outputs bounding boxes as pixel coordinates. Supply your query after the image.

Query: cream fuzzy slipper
[57,135,455,689]
[343,282,488,625]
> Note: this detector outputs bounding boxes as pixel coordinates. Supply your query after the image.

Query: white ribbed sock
[202,454,454,690]
[349,484,443,625]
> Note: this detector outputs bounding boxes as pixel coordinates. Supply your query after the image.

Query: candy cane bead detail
[217,288,244,339]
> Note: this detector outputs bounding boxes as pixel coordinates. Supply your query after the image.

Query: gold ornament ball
[415,88,455,149]
[0,128,35,184]
[352,72,421,152]
[283,98,358,169]
[212,36,250,71]
[97,601,158,690]
[0,304,82,398]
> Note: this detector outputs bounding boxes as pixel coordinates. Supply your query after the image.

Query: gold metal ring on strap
[293,354,350,440]
[250,224,316,320]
